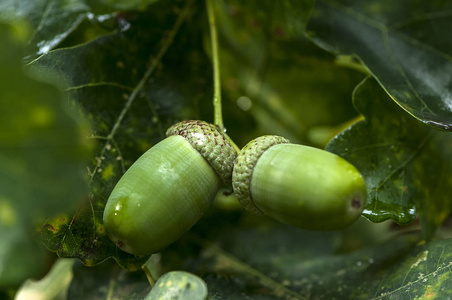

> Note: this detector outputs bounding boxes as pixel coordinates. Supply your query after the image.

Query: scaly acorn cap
[232,135,290,214]
[166,120,237,184]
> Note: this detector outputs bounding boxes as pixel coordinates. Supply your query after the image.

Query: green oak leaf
[0,0,161,61]
[0,20,91,288]
[160,211,452,299]
[327,77,452,239]
[307,0,452,130]
[267,234,452,299]
[39,207,148,271]
[0,0,89,58]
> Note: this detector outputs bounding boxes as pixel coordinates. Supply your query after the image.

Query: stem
[206,0,240,154]
[206,0,223,130]
[142,264,156,287]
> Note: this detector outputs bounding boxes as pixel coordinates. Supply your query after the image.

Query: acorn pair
[103,120,367,256]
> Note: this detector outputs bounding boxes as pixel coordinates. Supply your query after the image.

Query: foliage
[2,0,452,299]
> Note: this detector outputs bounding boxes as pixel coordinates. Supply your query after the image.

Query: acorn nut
[145,271,208,300]
[232,135,367,230]
[103,120,237,256]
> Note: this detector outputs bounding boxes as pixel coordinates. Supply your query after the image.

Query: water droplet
[424,120,452,131]
[117,18,131,32]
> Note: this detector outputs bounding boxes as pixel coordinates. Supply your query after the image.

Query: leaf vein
[87,0,192,184]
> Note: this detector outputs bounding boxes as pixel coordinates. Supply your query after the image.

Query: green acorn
[103,120,237,256]
[145,271,208,300]
[232,136,367,230]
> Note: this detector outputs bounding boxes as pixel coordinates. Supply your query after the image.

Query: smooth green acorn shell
[145,271,208,300]
[232,136,367,230]
[103,120,237,256]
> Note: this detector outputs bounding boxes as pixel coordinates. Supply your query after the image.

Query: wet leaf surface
[307,0,452,130]
[327,78,452,239]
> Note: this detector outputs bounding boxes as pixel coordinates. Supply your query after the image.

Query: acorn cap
[232,135,290,214]
[166,120,237,184]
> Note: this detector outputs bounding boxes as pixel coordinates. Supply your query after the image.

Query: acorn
[145,271,208,300]
[232,136,367,230]
[103,120,237,256]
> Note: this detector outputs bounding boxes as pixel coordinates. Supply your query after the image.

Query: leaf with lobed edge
[327,77,452,240]
[307,0,452,131]
[0,0,89,59]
